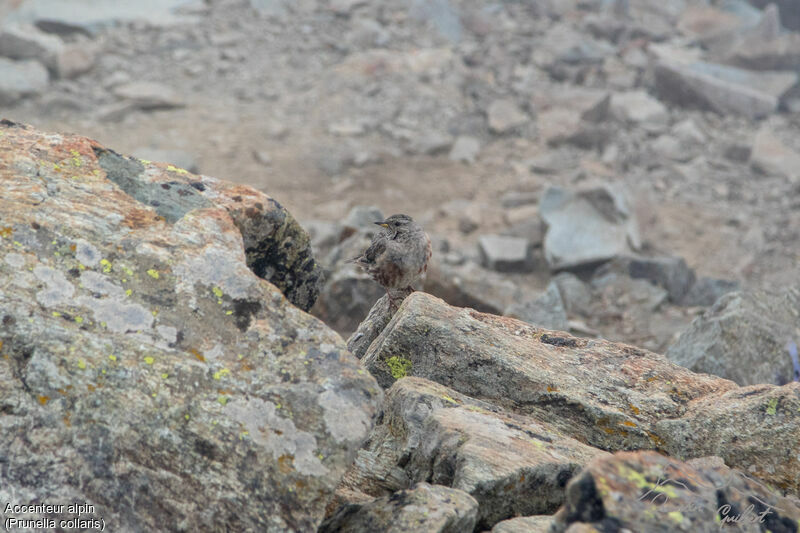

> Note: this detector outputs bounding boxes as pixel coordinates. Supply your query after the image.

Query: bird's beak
[375,221,389,228]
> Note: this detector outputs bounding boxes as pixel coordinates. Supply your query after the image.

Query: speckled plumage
[350,214,432,306]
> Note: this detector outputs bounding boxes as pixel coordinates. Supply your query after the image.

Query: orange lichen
[38,395,50,405]
[189,348,205,362]
[277,454,295,474]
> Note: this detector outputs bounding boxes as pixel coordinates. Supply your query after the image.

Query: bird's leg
[386,289,397,312]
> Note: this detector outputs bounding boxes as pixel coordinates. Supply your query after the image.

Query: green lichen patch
[766,397,778,416]
[386,356,412,380]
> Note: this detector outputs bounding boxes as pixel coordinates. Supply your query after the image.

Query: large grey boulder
[3,0,199,35]
[666,287,800,385]
[540,184,641,270]
[0,121,380,532]
[334,378,605,530]
[359,292,800,493]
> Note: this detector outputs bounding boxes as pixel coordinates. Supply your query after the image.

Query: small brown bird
[349,214,432,309]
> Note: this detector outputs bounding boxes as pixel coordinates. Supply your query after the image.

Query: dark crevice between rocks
[566,475,605,522]
[0,118,24,128]
[540,333,579,348]
[241,201,321,312]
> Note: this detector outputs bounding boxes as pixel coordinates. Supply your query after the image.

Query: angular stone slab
[336,377,607,530]
[362,292,800,492]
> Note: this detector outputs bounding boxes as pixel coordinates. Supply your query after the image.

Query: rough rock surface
[540,185,641,270]
[319,482,478,533]
[335,377,606,530]
[552,451,800,532]
[491,515,552,533]
[0,121,380,531]
[361,292,800,492]
[666,287,800,385]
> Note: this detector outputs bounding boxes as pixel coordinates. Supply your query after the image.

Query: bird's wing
[348,232,388,265]
[362,234,388,263]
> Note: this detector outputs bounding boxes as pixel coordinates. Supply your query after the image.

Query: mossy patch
[386,356,412,379]
[766,397,778,416]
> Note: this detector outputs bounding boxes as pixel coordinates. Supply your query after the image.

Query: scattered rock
[749,0,800,32]
[56,41,96,79]
[610,90,669,131]
[500,190,539,208]
[591,270,669,313]
[0,23,63,71]
[409,130,453,155]
[478,234,533,273]
[680,276,740,307]
[251,149,272,166]
[320,482,478,533]
[539,184,641,270]
[360,292,800,492]
[722,5,800,70]
[608,255,696,304]
[0,57,48,105]
[340,205,384,240]
[303,219,343,258]
[750,126,800,182]
[536,108,608,149]
[652,56,797,119]
[448,135,481,163]
[112,81,185,110]
[552,451,800,532]
[505,281,569,331]
[666,287,800,386]
[313,233,385,335]
[487,99,528,134]
[551,272,593,316]
[0,121,379,531]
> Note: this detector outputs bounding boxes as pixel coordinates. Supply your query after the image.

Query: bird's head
[375,214,415,237]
